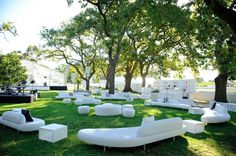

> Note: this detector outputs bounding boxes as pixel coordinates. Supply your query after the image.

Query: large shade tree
[0,53,27,87]
[41,13,100,91]
[192,0,236,102]
[68,0,145,94]
[124,0,197,87]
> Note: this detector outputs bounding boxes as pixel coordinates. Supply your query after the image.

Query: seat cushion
[141,116,155,126]
[2,111,26,124]
[137,117,182,137]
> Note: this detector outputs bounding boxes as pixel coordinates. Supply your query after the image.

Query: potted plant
[151,89,160,101]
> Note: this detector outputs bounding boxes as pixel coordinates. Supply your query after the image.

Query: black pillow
[21,109,34,122]
[210,101,216,110]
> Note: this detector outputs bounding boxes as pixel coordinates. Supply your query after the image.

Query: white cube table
[183,120,205,134]
[188,107,204,115]
[39,123,67,143]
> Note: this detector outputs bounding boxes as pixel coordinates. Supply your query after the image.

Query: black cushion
[21,109,34,122]
[210,101,216,110]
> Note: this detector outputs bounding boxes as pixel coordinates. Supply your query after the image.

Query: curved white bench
[201,104,230,123]
[78,117,185,149]
[95,104,122,116]
[0,111,45,132]
[148,98,194,110]
[74,97,101,105]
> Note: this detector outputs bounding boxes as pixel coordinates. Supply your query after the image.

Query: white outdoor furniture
[188,107,204,115]
[74,97,101,105]
[95,103,122,116]
[123,104,133,109]
[183,120,205,134]
[201,104,230,123]
[148,98,194,110]
[139,88,152,99]
[78,106,90,114]
[55,92,73,99]
[99,92,139,101]
[63,98,71,104]
[0,110,45,132]
[78,117,185,150]
[122,108,135,118]
[39,123,67,143]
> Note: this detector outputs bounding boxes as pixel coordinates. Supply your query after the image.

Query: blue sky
[0,0,80,53]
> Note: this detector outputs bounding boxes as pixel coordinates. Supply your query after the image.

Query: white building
[21,60,66,86]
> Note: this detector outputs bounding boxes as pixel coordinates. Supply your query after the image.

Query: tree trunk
[108,62,116,94]
[141,74,146,88]
[105,80,109,89]
[123,75,133,92]
[214,74,228,102]
[85,79,90,91]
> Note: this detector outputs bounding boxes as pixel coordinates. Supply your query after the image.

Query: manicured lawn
[0,91,236,156]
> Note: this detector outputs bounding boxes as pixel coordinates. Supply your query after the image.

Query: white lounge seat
[78,106,90,114]
[63,98,71,104]
[148,98,194,110]
[201,104,230,123]
[78,117,185,149]
[0,110,45,132]
[95,103,122,116]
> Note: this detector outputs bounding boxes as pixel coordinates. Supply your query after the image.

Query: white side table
[39,123,67,143]
[183,120,205,134]
[188,107,204,115]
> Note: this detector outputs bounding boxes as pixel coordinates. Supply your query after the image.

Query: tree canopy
[0,53,27,87]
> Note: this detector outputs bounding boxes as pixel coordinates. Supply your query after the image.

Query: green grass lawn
[0,91,236,156]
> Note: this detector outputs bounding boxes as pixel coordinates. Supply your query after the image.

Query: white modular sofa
[0,110,45,132]
[147,98,194,110]
[78,117,185,150]
[201,104,230,123]
[74,97,101,105]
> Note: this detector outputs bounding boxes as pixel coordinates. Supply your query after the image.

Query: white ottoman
[63,98,71,104]
[123,104,133,109]
[183,120,205,134]
[144,100,151,106]
[39,123,67,143]
[122,108,135,118]
[78,106,90,114]
[95,104,122,116]
[188,107,204,115]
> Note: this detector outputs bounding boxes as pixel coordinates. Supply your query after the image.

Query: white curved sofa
[95,103,122,116]
[74,97,101,105]
[78,117,185,149]
[148,98,194,110]
[201,104,230,123]
[0,111,45,132]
